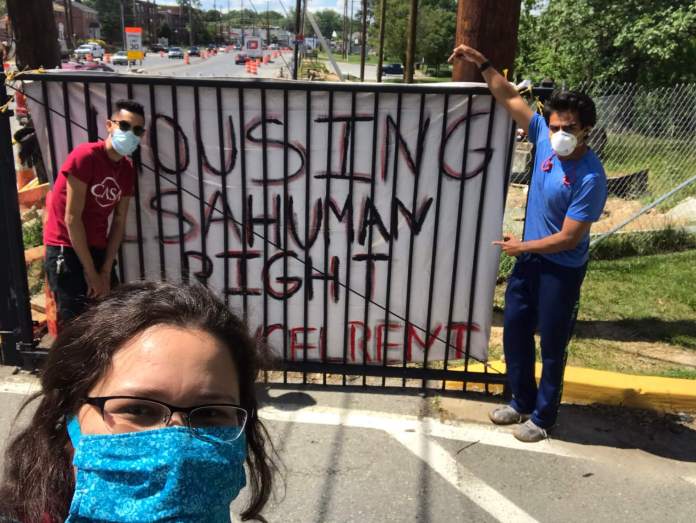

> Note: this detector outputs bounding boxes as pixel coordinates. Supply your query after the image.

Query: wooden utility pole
[359,0,367,81]
[64,0,75,48]
[7,0,60,69]
[452,0,521,82]
[404,0,418,83]
[376,0,387,82]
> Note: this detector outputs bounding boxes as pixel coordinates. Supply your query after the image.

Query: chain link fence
[506,82,696,252]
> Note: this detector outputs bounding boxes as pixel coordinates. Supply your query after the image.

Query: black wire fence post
[0,75,34,366]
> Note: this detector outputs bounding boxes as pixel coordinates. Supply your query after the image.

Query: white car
[74,43,105,59]
[168,47,184,59]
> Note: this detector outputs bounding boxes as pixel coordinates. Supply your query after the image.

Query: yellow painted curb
[446,361,696,412]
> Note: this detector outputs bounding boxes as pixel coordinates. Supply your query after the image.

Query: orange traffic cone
[104,53,111,63]
[160,50,165,58]
[184,52,190,65]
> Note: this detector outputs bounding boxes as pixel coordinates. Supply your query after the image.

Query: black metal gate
[2,72,514,390]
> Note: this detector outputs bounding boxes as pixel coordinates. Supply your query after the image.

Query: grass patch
[317,52,383,66]
[493,249,696,378]
[602,133,696,208]
[590,227,696,260]
[578,250,696,347]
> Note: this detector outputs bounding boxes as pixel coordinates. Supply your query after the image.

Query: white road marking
[258,405,584,459]
[259,405,547,522]
[393,428,539,523]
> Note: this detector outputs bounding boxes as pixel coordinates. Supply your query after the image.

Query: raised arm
[448,44,534,133]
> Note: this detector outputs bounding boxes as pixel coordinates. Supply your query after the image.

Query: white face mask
[550,130,578,157]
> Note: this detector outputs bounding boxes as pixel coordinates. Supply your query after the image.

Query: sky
[154,0,345,14]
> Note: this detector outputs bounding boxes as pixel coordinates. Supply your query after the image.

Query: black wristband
[479,60,491,72]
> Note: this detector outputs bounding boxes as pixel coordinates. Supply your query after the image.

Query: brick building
[53,1,100,42]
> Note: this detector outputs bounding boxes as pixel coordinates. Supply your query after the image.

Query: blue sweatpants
[503,253,587,429]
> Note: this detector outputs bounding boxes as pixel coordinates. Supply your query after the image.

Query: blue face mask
[66,416,246,522]
[110,127,140,156]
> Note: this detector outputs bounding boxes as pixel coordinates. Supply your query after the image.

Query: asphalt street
[1,367,694,523]
[108,49,292,79]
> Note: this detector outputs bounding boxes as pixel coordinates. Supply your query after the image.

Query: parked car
[235,53,248,65]
[188,46,200,57]
[111,50,129,66]
[382,63,403,76]
[60,61,115,72]
[74,43,105,59]
[168,47,184,59]
[149,43,167,53]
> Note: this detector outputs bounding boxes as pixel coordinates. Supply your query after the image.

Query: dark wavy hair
[0,282,275,522]
[543,89,597,128]
[113,99,145,120]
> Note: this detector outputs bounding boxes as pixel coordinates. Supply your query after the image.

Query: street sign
[125,27,144,61]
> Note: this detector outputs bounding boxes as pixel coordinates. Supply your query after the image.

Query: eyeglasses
[85,396,248,442]
[109,119,146,137]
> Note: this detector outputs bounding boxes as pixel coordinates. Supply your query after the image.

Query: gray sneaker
[488,405,531,425]
[513,419,548,443]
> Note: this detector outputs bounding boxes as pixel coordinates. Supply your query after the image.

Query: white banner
[26,78,513,365]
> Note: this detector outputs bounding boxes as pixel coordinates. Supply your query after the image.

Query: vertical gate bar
[82,83,95,142]
[171,84,188,283]
[61,82,74,152]
[423,93,449,389]
[442,92,473,389]
[216,87,230,305]
[260,89,270,343]
[380,92,403,386]
[401,93,426,387]
[193,86,208,286]
[124,82,145,281]
[282,89,289,384]
[341,90,357,385]
[108,83,124,282]
[464,97,497,382]
[302,90,312,384]
[361,90,380,386]
[40,82,58,182]
[148,85,167,280]
[237,87,249,323]
[0,75,32,365]
[322,90,334,386]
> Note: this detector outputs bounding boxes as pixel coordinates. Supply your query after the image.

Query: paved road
[1,367,694,522]
[108,50,292,79]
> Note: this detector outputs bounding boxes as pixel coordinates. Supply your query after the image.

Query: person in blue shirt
[449,44,607,442]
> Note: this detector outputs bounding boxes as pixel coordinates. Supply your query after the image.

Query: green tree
[416,1,456,73]
[308,9,343,40]
[516,0,696,86]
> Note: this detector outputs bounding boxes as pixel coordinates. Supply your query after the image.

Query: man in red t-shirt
[44,99,145,326]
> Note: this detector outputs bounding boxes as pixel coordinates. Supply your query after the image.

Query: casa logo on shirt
[91,177,122,207]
